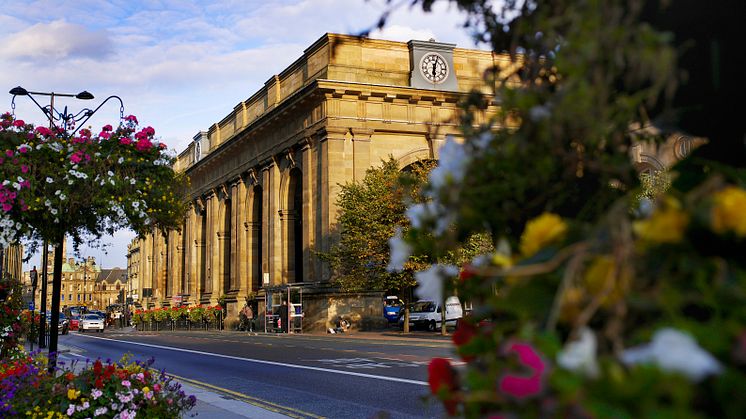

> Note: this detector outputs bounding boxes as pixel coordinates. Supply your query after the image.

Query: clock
[419,52,449,84]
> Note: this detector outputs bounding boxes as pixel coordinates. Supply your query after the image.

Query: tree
[378,0,746,417]
[0,112,187,370]
[321,158,433,332]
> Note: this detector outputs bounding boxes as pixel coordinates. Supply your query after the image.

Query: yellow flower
[67,388,80,400]
[633,199,689,243]
[143,386,151,394]
[519,213,568,257]
[583,256,629,307]
[711,186,746,237]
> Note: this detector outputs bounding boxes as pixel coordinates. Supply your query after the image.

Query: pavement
[26,326,451,418]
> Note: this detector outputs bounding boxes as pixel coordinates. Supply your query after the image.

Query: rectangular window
[69,294,72,301]
[61,295,64,301]
[77,294,81,301]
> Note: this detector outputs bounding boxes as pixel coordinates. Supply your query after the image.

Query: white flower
[557,327,599,378]
[11,182,19,190]
[529,105,551,121]
[55,190,61,195]
[107,171,114,177]
[406,202,453,235]
[94,407,108,417]
[132,201,140,209]
[60,194,66,201]
[118,157,124,164]
[428,137,470,194]
[44,199,51,207]
[46,177,54,183]
[130,178,136,185]
[414,264,458,303]
[68,180,73,185]
[50,208,58,215]
[620,328,723,382]
[387,229,412,272]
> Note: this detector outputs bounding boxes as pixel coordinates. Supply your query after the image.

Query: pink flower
[35,126,52,136]
[125,115,138,124]
[498,342,547,399]
[144,126,155,136]
[5,150,13,157]
[12,119,25,127]
[102,124,113,132]
[21,165,29,173]
[121,379,131,388]
[135,138,153,152]
[99,131,111,139]
[2,203,12,212]
[70,153,82,164]
[119,137,132,146]
[0,157,4,164]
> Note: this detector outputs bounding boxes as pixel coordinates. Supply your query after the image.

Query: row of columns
[134,126,379,312]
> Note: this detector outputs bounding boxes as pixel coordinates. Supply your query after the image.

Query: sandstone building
[127,33,502,330]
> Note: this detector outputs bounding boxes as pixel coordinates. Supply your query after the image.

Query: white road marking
[74,334,428,386]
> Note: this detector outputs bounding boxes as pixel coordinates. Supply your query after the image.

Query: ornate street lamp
[9,86,123,136]
[8,86,125,369]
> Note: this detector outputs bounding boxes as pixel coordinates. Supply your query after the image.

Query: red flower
[452,320,477,362]
[459,265,476,282]
[93,360,103,375]
[498,342,547,399]
[94,377,104,389]
[65,372,75,381]
[428,358,458,415]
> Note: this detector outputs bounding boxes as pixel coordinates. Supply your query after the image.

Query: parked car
[79,314,105,333]
[44,312,69,335]
[383,296,404,322]
[399,296,463,331]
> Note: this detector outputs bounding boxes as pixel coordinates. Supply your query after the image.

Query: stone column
[210,189,223,305]
[203,192,215,304]
[263,162,282,286]
[300,138,316,283]
[278,208,296,282]
[318,126,350,280]
[235,176,249,297]
[229,181,240,291]
[352,128,373,182]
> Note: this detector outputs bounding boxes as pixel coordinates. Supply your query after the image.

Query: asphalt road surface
[57,330,457,418]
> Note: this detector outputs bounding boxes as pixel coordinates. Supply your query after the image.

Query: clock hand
[432,62,437,77]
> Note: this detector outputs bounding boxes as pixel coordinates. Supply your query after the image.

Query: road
[56,329,456,418]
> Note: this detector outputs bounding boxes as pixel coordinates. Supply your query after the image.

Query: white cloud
[3,20,113,61]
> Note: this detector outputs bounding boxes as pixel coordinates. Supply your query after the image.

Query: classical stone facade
[127,33,503,330]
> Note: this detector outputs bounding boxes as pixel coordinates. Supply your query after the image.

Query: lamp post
[9,86,124,372]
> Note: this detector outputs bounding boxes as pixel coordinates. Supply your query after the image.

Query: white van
[399,296,463,331]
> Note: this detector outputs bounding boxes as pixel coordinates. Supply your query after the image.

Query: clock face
[420,52,449,84]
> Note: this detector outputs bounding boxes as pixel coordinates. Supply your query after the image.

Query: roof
[96,268,127,284]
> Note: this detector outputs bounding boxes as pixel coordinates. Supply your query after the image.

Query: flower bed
[0,353,195,418]
[132,306,223,331]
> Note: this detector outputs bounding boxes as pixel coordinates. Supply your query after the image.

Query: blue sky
[1,0,483,270]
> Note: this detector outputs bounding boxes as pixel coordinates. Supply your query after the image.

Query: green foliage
[380,0,746,417]
[321,158,432,293]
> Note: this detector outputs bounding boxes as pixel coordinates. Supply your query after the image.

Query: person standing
[278,300,289,333]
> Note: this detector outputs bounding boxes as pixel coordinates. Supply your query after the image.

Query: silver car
[79,314,105,333]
